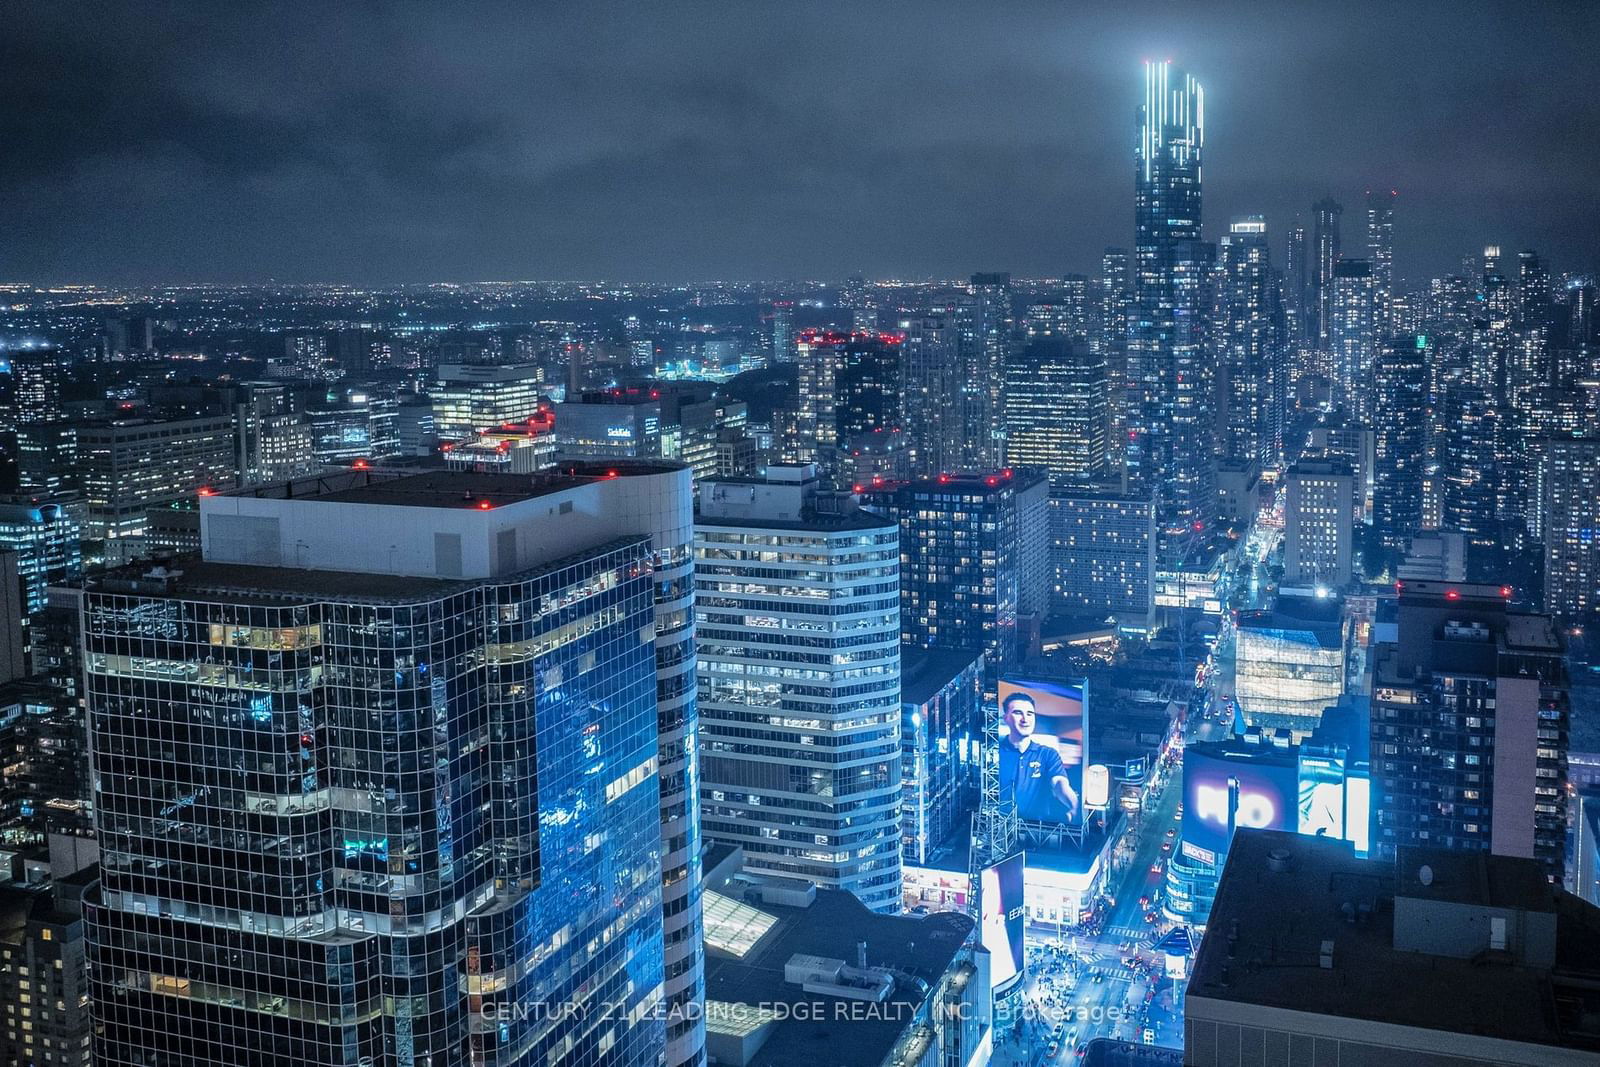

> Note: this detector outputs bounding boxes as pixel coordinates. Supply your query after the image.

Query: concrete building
[695,466,903,912]
[1187,829,1600,1066]
[1397,531,1468,583]
[0,865,94,1067]
[429,361,545,440]
[1283,460,1354,593]
[700,846,989,1067]
[1047,490,1157,626]
[77,415,237,563]
[1371,580,1568,880]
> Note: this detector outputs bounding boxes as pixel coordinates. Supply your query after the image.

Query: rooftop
[900,645,983,707]
[221,462,684,511]
[89,535,649,604]
[1190,830,1600,1053]
[1393,845,1554,913]
[702,889,974,1067]
[1504,612,1563,653]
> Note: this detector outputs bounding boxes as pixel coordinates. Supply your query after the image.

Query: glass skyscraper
[1216,216,1285,471]
[82,465,699,1066]
[1130,60,1216,544]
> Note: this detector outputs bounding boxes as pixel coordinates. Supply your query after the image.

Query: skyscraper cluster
[1,40,1598,1067]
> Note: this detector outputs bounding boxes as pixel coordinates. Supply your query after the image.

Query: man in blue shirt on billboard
[999,690,1080,822]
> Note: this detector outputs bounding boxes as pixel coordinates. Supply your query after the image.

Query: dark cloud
[2,1,1597,284]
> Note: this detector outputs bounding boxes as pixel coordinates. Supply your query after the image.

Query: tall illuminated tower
[1217,216,1285,470]
[1311,198,1343,348]
[1366,188,1398,332]
[1130,60,1216,546]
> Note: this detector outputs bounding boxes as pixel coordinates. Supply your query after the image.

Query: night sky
[4,1,1598,286]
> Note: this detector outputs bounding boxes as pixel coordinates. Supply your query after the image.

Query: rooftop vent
[1266,847,1295,873]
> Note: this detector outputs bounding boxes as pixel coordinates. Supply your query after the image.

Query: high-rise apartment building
[1047,490,1157,624]
[0,868,94,1067]
[897,311,961,476]
[0,347,66,430]
[1216,216,1285,470]
[1130,61,1216,541]
[791,330,906,482]
[83,463,704,1066]
[1371,581,1568,881]
[1283,460,1355,591]
[860,469,1048,680]
[1366,188,1398,332]
[770,300,795,364]
[1099,248,1133,463]
[955,274,1012,470]
[77,415,237,563]
[1310,198,1344,348]
[1440,383,1500,547]
[1285,219,1309,343]
[1540,437,1600,620]
[1329,259,1378,423]
[694,465,903,911]
[1373,335,1430,549]
[1002,333,1108,485]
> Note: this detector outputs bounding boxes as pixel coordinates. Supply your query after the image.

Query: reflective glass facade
[83,537,666,1066]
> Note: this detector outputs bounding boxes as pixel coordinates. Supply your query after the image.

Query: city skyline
[4,7,1600,1064]
[4,2,1599,285]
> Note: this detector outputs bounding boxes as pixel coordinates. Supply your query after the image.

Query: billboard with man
[997,678,1087,828]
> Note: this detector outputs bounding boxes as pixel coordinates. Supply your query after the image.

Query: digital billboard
[1298,750,1347,841]
[1180,746,1298,866]
[997,678,1087,828]
[979,852,1026,992]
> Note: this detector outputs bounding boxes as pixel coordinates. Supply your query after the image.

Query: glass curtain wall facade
[1130,61,1216,540]
[82,539,667,1066]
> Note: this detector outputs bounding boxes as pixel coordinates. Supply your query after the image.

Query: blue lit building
[0,501,82,615]
[900,646,983,867]
[83,466,695,1066]
[1129,60,1217,545]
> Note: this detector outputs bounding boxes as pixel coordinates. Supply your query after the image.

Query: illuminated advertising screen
[980,852,1026,992]
[1346,773,1371,856]
[997,678,1087,827]
[1298,750,1347,841]
[1180,747,1298,866]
